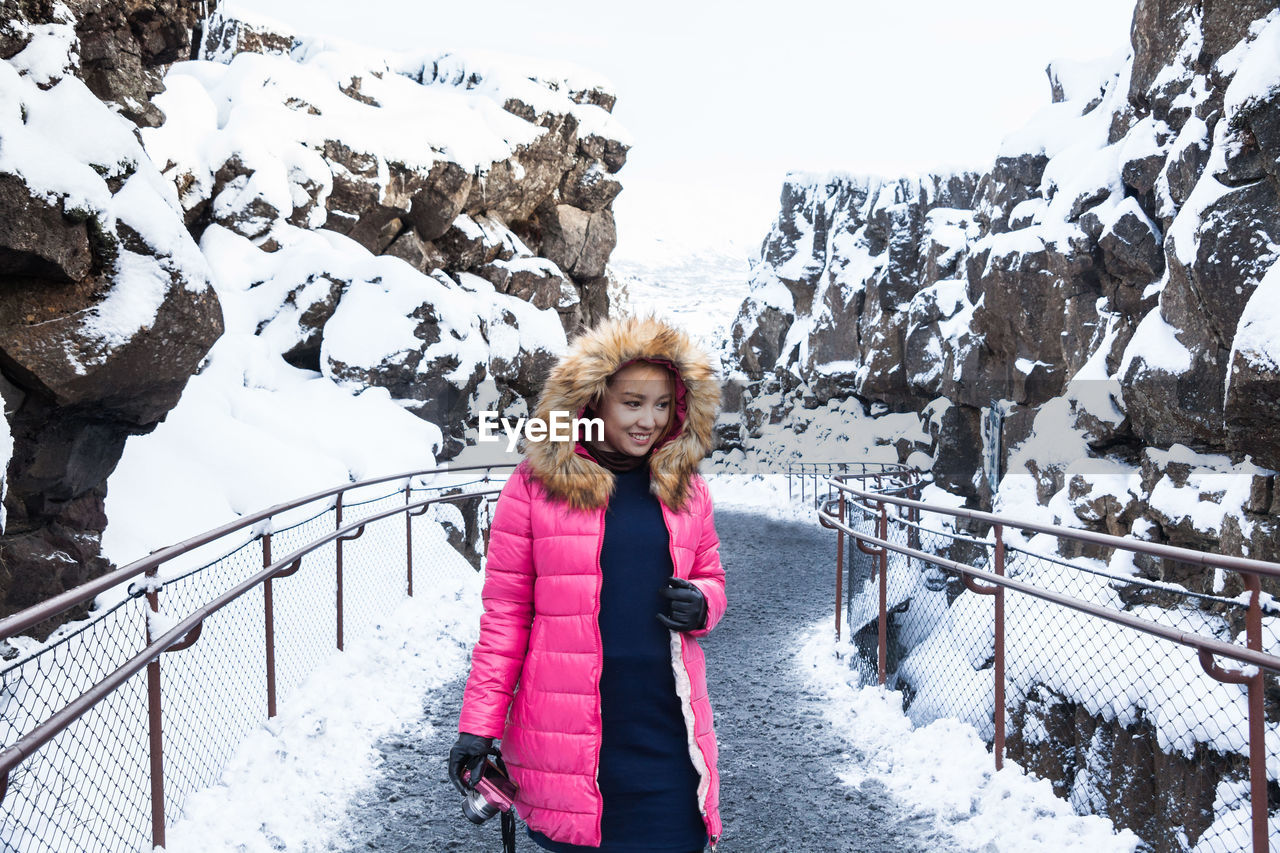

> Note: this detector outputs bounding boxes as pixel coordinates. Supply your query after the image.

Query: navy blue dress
[528,465,708,853]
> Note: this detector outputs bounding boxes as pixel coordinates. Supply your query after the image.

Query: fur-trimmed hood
[524,315,721,511]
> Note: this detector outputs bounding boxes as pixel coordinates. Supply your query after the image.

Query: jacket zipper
[662,504,718,849]
[592,505,606,846]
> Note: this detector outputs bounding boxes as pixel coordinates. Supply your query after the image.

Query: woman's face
[594,361,675,456]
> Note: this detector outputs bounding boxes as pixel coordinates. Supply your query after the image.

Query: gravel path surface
[333,509,960,852]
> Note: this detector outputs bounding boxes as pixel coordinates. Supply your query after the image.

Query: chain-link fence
[802,469,1280,853]
[0,466,509,853]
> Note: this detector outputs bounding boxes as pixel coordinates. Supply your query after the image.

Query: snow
[1119,306,1192,376]
[125,433,1155,853]
[1038,141,1121,230]
[1064,309,1126,432]
[5,11,76,86]
[141,490,1156,853]
[999,95,1105,161]
[1116,114,1170,170]
[1165,118,1232,268]
[935,283,976,344]
[772,218,819,283]
[746,269,796,313]
[415,49,630,147]
[100,7,596,580]
[1150,10,1204,97]
[1015,357,1050,374]
[995,396,1088,513]
[1145,445,1270,540]
[1221,10,1280,120]
[81,250,174,347]
[0,408,10,534]
[146,606,180,640]
[1229,256,1280,378]
[3,75,136,212]
[1046,51,1128,106]
[100,223,457,582]
[1008,197,1046,227]
[797,621,1143,852]
[980,227,1046,266]
[925,207,976,253]
[1154,115,1209,224]
[323,272,452,373]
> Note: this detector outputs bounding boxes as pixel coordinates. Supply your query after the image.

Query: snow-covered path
[693,510,959,852]
[325,508,957,852]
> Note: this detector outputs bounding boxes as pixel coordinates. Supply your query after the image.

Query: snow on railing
[806,468,1280,853]
[0,464,513,853]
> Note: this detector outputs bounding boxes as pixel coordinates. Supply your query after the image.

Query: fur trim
[524,315,720,511]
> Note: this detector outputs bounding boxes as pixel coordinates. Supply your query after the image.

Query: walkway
[331,509,958,852]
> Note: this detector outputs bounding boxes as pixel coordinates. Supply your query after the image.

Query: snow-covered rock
[1,2,631,632]
[732,0,1280,528]
[0,2,220,630]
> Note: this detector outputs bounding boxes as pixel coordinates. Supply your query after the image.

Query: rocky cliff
[0,3,630,635]
[726,1,1280,844]
[729,0,1280,571]
[0,0,220,633]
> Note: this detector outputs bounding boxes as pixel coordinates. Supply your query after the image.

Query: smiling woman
[449,314,728,852]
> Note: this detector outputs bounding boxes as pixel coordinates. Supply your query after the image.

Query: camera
[461,756,517,824]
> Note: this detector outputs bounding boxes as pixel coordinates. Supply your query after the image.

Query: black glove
[448,732,494,795]
[657,577,707,632]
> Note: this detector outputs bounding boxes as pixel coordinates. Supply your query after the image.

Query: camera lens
[462,789,498,824]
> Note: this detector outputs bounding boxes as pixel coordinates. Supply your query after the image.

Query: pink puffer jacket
[459,316,725,849]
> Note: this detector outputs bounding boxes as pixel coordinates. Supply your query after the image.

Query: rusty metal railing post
[405,483,414,597]
[1197,572,1267,853]
[850,492,888,683]
[263,532,277,718]
[877,500,888,686]
[993,524,1005,771]
[335,493,345,651]
[1245,575,1266,853]
[143,567,167,849]
[835,488,845,641]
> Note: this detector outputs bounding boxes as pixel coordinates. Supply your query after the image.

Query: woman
[449,315,725,852]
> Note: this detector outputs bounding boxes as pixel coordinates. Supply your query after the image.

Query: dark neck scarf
[585,441,650,474]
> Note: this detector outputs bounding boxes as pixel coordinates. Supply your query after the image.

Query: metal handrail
[0,487,500,798]
[786,461,921,507]
[837,491,1274,610]
[817,503,1280,674]
[825,475,1280,580]
[818,468,1277,853]
[0,462,516,642]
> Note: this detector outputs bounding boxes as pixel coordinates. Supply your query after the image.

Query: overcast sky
[240,0,1137,256]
